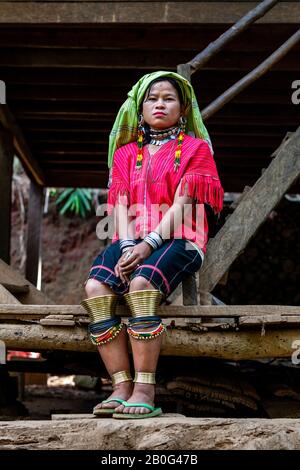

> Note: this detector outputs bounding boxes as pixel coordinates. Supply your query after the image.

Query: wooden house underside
[0,1,299,192]
[0,2,299,363]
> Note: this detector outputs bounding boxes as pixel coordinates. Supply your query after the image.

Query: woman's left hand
[117,242,153,277]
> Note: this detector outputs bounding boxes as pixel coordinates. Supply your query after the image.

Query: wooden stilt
[25,181,44,287]
[0,127,13,264]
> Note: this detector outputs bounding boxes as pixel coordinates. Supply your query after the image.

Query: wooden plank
[25,182,44,286]
[45,314,74,320]
[0,127,13,264]
[0,2,299,24]
[1,65,296,89]
[0,258,51,304]
[10,86,294,106]
[0,304,299,319]
[0,105,45,186]
[202,29,300,120]
[0,284,20,304]
[40,319,75,326]
[45,169,108,188]
[199,127,300,292]
[0,48,297,70]
[1,322,300,360]
[0,24,298,52]
[2,283,30,294]
[239,315,283,325]
[239,315,300,326]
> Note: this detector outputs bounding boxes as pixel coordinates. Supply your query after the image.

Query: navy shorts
[86,239,203,299]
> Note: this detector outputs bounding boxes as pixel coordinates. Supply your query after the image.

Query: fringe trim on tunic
[179,174,224,214]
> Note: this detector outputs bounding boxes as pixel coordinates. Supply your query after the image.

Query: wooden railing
[177,0,300,306]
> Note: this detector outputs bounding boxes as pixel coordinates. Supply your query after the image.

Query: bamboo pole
[202,29,300,120]
[187,0,279,73]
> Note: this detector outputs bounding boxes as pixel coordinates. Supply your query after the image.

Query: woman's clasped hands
[114,241,153,283]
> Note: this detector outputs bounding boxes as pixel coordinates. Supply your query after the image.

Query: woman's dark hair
[142,77,183,143]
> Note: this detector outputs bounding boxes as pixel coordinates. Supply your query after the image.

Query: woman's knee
[85,278,111,297]
[129,276,154,292]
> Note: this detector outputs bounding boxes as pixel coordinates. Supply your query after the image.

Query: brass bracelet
[133,372,156,384]
[111,370,133,386]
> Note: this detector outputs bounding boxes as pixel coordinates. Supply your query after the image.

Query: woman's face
[142,81,182,130]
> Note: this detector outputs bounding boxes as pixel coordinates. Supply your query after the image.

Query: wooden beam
[1,63,297,88]
[199,127,300,293]
[0,127,13,264]
[0,304,299,319]
[13,101,297,120]
[2,283,29,295]
[0,105,45,186]
[0,258,51,304]
[188,0,279,72]
[45,170,108,188]
[0,321,300,360]
[0,284,20,305]
[25,181,44,287]
[0,2,299,24]
[0,24,298,53]
[0,48,297,70]
[9,85,293,106]
[202,29,300,120]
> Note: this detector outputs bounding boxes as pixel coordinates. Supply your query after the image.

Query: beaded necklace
[149,125,179,145]
[136,128,185,172]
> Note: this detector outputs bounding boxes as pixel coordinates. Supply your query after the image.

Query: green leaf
[60,196,74,215]
[56,188,74,205]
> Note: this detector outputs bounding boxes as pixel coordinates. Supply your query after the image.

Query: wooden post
[0,127,13,264]
[177,63,192,81]
[25,181,44,287]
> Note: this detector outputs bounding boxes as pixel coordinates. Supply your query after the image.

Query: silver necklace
[149,126,180,146]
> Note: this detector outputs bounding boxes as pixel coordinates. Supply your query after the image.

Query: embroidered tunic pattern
[107,135,224,254]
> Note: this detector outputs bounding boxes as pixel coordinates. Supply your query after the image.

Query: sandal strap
[101,398,125,405]
[122,402,155,411]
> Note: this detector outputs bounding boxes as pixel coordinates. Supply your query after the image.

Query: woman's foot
[114,383,155,415]
[94,381,133,411]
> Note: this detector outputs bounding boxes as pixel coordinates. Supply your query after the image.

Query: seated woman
[81,71,224,419]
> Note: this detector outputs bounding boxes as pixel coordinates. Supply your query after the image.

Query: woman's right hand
[115,241,153,284]
[115,251,132,284]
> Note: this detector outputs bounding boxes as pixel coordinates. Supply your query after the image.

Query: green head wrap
[108,70,212,168]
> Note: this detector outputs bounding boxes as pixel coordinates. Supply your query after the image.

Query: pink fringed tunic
[107,135,224,254]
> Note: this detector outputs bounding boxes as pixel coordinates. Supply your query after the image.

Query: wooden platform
[1,304,300,360]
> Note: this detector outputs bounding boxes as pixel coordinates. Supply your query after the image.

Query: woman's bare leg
[85,279,132,409]
[115,277,164,415]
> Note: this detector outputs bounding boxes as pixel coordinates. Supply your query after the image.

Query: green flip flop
[113,402,162,419]
[93,398,125,416]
